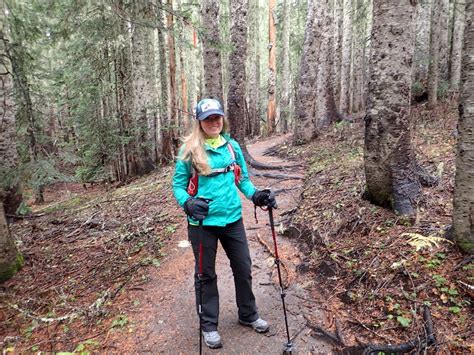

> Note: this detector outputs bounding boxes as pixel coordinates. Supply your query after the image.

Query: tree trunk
[293,0,318,144]
[453,0,474,254]
[227,0,249,145]
[201,0,224,102]
[364,0,421,216]
[316,0,338,129]
[450,0,467,91]
[167,0,178,152]
[428,0,442,108]
[247,0,261,137]
[156,2,172,162]
[439,0,450,81]
[130,0,155,175]
[340,0,352,115]
[414,0,432,83]
[267,0,277,135]
[0,7,22,281]
[279,0,291,133]
[333,0,343,105]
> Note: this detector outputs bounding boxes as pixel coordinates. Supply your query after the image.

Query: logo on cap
[201,100,220,112]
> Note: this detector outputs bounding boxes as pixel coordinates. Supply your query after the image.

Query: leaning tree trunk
[227,0,249,145]
[201,0,224,102]
[340,0,352,116]
[267,0,277,136]
[364,0,421,216]
[453,0,473,254]
[428,0,442,108]
[293,0,318,144]
[450,0,467,92]
[0,7,22,282]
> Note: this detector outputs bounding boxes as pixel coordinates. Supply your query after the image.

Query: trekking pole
[268,206,294,354]
[198,219,204,355]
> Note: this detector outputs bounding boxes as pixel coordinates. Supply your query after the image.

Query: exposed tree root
[341,306,437,354]
[251,172,303,180]
[255,232,291,288]
[304,315,345,347]
[415,162,439,187]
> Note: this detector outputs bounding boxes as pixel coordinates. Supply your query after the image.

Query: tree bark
[316,0,338,129]
[0,4,22,282]
[439,0,450,81]
[227,0,249,145]
[428,0,442,108]
[156,2,172,162]
[267,0,277,135]
[453,0,474,254]
[414,0,432,83]
[247,0,260,137]
[364,0,421,216]
[293,0,318,144]
[333,0,343,105]
[450,0,467,91]
[167,0,178,153]
[130,0,155,175]
[340,0,352,115]
[201,0,224,102]
[279,0,291,133]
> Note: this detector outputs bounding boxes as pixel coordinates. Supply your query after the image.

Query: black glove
[252,189,277,208]
[184,197,209,220]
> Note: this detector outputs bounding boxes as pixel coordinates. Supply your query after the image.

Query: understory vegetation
[277,101,472,352]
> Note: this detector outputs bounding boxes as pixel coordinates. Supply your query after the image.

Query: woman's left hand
[252,189,277,208]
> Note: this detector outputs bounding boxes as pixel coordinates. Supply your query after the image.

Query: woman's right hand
[184,197,209,220]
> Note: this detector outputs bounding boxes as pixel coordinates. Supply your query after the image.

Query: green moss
[0,252,24,283]
[458,240,474,254]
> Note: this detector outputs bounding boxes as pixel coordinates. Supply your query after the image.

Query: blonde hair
[180,117,230,175]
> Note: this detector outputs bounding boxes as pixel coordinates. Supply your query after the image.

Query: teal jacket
[172,135,257,226]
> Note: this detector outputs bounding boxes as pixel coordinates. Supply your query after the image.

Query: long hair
[180,117,230,175]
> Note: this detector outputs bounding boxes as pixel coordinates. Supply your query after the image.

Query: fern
[402,233,453,251]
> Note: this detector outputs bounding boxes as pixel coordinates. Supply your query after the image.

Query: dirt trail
[108,135,330,354]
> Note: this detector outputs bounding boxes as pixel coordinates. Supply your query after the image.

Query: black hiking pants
[188,218,258,332]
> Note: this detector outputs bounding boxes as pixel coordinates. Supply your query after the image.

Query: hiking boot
[239,318,270,333]
[202,330,223,349]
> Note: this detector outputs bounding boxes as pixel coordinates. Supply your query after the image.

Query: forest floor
[1,101,472,354]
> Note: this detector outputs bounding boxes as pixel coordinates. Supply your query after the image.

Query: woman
[172,98,276,349]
